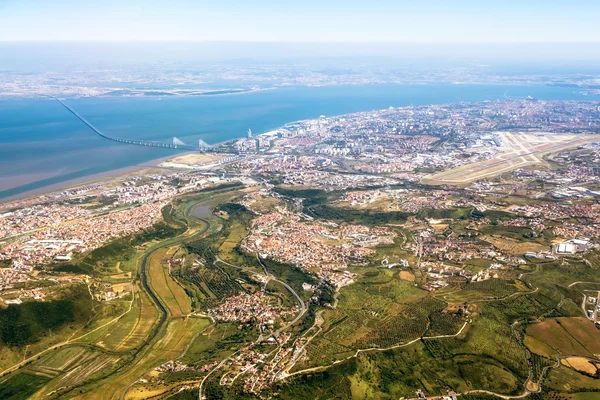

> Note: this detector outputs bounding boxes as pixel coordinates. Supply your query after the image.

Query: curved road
[256,255,307,334]
[215,255,307,335]
[194,241,307,399]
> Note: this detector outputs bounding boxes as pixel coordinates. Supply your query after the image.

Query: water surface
[1,84,598,199]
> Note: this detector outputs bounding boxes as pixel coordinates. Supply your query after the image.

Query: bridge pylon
[198,139,211,152]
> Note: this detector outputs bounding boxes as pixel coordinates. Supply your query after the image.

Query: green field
[29,347,120,399]
[181,322,257,365]
[0,373,50,400]
[73,317,210,400]
[5,183,600,399]
[71,284,158,352]
[147,247,193,317]
[280,340,524,399]
[294,269,458,370]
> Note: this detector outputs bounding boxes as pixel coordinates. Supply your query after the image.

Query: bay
[1,83,599,200]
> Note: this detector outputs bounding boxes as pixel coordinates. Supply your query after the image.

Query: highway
[198,253,308,400]
[216,254,308,335]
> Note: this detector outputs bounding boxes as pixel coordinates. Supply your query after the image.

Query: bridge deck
[54,98,195,150]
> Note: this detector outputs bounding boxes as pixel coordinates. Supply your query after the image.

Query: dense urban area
[3,98,600,400]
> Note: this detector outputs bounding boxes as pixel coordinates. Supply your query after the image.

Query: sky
[1,0,600,43]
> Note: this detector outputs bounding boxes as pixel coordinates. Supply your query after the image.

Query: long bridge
[55,97,202,150]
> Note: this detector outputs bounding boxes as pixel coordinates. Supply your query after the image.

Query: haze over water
[1,83,599,200]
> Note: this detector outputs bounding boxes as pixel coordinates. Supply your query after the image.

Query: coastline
[0,131,264,204]
[0,152,194,203]
[0,86,273,101]
[0,130,255,204]
[4,83,600,204]
[0,130,266,203]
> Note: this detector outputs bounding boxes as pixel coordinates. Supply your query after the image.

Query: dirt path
[0,284,136,378]
[285,321,469,378]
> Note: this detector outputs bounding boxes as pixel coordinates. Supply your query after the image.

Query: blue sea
[1,83,599,200]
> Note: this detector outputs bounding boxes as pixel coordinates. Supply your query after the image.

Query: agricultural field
[217,218,250,264]
[176,261,243,310]
[0,344,124,400]
[282,340,525,399]
[0,373,50,400]
[285,259,584,398]
[146,247,193,317]
[294,269,458,369]
[525,317,600,358]
[481,234,549,255]
[72,317,210,400]
[438,278,527,302]
[561,357,598,375]
[28,347,120,399]
[180,322,258,365]
[545,365,600,394]
[72,284,158,352]
[5,176,600,400]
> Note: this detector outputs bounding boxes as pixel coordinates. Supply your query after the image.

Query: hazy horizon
[2,0,600,43]
[2,42,600,71]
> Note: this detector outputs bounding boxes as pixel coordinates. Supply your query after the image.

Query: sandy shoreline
[0,108,291,205]
[0,152,194,203]
[0,130,261,204]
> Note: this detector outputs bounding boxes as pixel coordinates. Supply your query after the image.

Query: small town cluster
[0,171,237,293]
[3,98,600,400]
[242,207,395,287]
